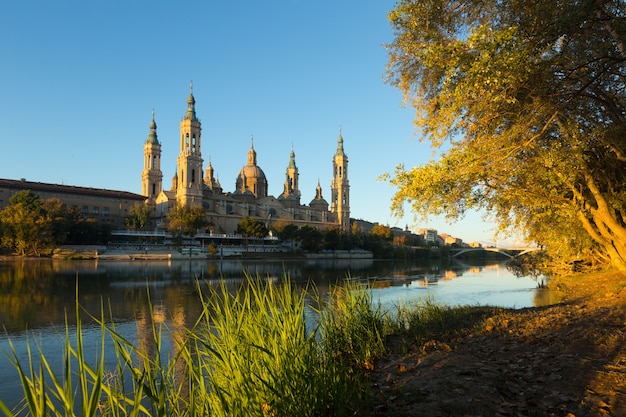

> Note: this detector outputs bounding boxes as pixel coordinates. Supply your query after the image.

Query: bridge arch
[450,247,540,259]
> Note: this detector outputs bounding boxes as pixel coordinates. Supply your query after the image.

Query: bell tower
[280,145,301,203]
[176,83,204,207]
[331,129,350,232]
[141,111,163,203]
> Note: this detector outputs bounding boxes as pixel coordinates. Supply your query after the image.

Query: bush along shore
[1,270,625,416]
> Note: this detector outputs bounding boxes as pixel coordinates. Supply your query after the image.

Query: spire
[184,82,197,121]
[289,143,296,168]
[316,179,323,199]
[205,155,222,193]
[146,110,159,144]
[248,136,257,165]
[206,155,214,176]
[336,127,344,156]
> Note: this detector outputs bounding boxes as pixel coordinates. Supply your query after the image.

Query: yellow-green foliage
[0,273,492,417]
[315,280,386,370]
[0,275,388,417]
[193,276,368,417]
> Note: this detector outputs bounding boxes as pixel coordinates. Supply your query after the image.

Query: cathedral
[142,86,350,235]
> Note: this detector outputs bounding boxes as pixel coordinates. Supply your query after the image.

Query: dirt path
[368,270,626,416]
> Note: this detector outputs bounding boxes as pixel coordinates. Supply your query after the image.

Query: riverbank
[369,269,626,416]
[25,245,372,261]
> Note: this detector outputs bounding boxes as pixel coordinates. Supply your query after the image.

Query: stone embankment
[49,245,374,260]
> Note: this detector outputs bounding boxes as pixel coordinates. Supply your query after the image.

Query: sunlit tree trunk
[575,175,626,272]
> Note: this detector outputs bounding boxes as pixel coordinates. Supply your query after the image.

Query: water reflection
[0,258,551,409]
[0,258,552,334]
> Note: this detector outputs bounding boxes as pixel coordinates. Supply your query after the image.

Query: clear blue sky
[0,1,508,245]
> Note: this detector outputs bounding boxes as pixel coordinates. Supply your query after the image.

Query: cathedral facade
[142,87,350,235]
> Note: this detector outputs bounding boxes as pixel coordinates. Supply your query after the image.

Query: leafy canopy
[384,0,626,271]
[237,217,269,238]
[125,203,152,231]
[167,204,208,237]
[0,191,112,255]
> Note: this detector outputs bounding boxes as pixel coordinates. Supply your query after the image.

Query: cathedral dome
[234,140,268,198]
[309,180,328,209]
[238,165,267,182]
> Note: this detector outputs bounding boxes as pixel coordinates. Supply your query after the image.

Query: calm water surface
[0,257,553,408]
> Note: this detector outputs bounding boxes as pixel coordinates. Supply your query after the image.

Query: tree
[323,227,341,250]
[0,191,114,252]
[42,198,73,245]
[237,217,268,238]
[298,225,323,252]
[0,190,51,255]
[384,0,626,271]
[167,205,208,239]
[68,218,113,245]
[125,204,152,231]
[273,222,299,242]
[371,224,393,241]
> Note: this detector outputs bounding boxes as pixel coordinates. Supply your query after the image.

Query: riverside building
[0,86,351,236]
[144,85,350,235]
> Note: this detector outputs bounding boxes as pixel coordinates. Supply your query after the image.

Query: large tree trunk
[576,175,626,273]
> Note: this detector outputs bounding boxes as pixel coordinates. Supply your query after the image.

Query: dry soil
[368,269,626,417]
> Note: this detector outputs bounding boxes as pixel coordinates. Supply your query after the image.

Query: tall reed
[191,275,369,416]
[0,291,110,417]
[1,275,388,416]
[314,279,386,371]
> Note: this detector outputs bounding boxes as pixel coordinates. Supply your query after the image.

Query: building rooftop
[0,178,145,201]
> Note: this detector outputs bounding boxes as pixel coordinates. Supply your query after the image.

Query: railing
[111,230,278,241]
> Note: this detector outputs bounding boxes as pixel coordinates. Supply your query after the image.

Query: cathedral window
[152,183,156,195]
[192,169,196,183]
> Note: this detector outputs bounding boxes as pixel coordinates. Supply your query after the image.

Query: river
[0,257,552,409]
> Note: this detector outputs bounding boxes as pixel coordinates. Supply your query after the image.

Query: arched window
[191,169,196,183]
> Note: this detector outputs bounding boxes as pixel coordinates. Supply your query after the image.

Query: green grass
[192,276,370,416]
[0,274,483,417]
[387,294,504,346]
